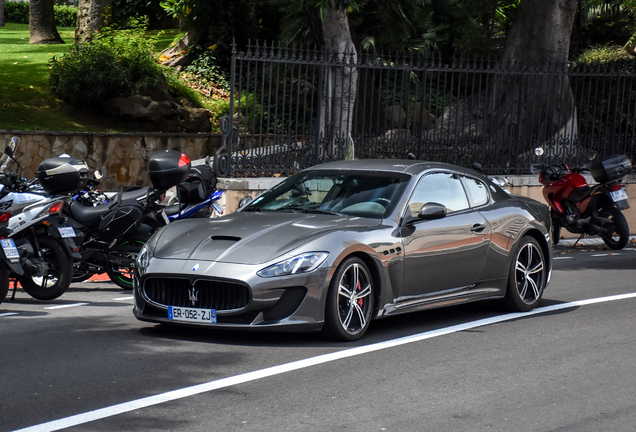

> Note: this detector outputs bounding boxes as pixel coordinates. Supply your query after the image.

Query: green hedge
[3,3,77,27]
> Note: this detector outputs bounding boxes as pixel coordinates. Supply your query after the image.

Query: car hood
[153,211,382,264]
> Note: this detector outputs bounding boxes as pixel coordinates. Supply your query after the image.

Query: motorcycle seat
[68,200,114,228]
[164,203,182,217]
[121,187,150,205]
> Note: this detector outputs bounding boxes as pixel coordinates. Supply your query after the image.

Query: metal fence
[213,42,636,177]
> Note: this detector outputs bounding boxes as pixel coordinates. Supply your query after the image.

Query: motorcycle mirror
[237,195,253,210]
[534,147,544,157]
[4,146,13,158]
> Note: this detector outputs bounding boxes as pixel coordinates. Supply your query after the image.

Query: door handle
[470,223,486,233]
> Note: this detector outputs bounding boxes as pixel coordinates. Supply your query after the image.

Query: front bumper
[133,258,331,332]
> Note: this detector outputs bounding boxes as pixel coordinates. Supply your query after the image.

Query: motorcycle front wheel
[19,236,73,300]
[599,205,629,250]
[106,238,145,290]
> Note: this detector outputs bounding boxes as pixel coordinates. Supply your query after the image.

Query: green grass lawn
[0,24,181,132]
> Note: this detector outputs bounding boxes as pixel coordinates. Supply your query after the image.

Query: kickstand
[10,279,17,300]
[572,233,585,248]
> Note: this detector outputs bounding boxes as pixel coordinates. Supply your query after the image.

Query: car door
[400,172,492,299]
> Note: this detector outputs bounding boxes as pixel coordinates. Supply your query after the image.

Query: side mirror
[418,202,447,220]
[237,195,253,210]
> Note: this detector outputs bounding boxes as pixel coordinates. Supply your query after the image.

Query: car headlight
[136,243,150,276]
[257,252,329,278]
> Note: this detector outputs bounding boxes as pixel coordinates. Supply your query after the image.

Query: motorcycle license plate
[1,238,19,263]
[168,306,217,323]
[58,226,76,238]
[610,189,628,202]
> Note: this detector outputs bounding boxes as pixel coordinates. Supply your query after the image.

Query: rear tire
[599,205,629,250]
[322,257,374,341]
[19,237,73,301]
[72,270,94,283]
[106,239,145,290]
[551,218,561,245]
[0,265,9,304]
[498,236,546,312]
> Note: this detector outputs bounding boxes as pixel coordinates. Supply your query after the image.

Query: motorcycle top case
[148,150,191,190]
[38,156,89,194]
[177,164,217,203]
[591,154,632,184]
[98,205,143,241]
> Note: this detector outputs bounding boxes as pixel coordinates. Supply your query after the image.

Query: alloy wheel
[514,242,545,305]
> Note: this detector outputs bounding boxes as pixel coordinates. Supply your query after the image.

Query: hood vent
[211,235,241,242]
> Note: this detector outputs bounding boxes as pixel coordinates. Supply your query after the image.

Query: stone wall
[0,130,221,191]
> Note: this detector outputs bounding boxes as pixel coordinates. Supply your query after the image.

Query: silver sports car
[133,159,553,341]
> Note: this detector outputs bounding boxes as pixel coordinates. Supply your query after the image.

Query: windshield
[244,170,410,219]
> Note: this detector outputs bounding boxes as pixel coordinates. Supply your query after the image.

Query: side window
[407,172,469,217]
[463,177,489,207]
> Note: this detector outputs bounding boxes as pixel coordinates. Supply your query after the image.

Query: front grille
[143,277,251,311]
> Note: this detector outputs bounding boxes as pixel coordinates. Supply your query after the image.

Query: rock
[384,105,407,129]
[179,107,211,133]
[407,102,436,130]
[104,95,178,124]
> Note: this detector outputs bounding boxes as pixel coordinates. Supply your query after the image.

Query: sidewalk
[557,235,636,247]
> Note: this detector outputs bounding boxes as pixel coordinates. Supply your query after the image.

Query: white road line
[43,303,89,310]
[591,253,620,257]
[553,256,573,260]
[0,312,18,317]
[14,292,636,432]
[113,296,134,301]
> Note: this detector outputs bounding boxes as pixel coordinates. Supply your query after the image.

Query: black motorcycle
[64,149,192,289]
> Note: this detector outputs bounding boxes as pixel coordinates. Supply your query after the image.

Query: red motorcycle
[532,149,632,249]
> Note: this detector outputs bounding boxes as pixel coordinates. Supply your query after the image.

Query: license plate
[610,189,628,202]
[168,306,217,323]
[58,226,76,238]
[211,202,225,215]
[1,238,19,263]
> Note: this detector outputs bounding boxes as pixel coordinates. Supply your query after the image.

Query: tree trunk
[320,2,358,160]
[29,0,64,44]
[428,0,578,156]
[75,0,113,44]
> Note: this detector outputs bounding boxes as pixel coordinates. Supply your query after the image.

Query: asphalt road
[1,244,635,432]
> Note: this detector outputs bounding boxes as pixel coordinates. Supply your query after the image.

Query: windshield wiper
[277,207,341,215]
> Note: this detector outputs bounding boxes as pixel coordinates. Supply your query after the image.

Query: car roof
[307,159,486,179]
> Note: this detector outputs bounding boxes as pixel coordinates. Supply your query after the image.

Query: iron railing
[214,42,636,177]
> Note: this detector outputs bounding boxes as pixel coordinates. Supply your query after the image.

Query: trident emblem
[188,287,198,306]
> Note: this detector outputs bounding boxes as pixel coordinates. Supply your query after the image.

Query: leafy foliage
[184,49,230,92]
[3,3,77,26]
[49,21,163,110]
[112,0,168,28]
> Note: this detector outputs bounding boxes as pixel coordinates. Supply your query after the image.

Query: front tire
[599,205,629,250]
[498,236,547,312]
[19,237,73,301]
[322,257,374,341]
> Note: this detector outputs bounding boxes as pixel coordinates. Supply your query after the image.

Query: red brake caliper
[356,279,363,307]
